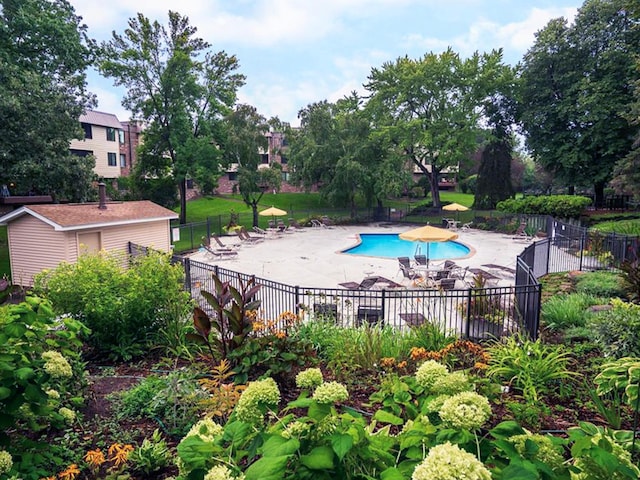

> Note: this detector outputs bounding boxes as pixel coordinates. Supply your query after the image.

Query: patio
[188,223,524,289]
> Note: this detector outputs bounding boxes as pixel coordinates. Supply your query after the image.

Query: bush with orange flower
[227,310,318,384]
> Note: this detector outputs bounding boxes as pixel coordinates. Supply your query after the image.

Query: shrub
[540,292,604,331]
[114,370,207,436]
[34,250,192,361]
[587,299,640,357]
[496,195,591,218]
[575,271,627,299]
[486,335,578,403]
[0,296,87,474]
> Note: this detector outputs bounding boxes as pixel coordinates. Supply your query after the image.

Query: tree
[99,11,245,223]
[223,104,280,227]
[519,0,639,206]
[287,93,406,216]
[473,59,518,209]
[0,0,96,201]
[365,48,501,208]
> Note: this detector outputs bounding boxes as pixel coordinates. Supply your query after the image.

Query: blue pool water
[342,233,471,260]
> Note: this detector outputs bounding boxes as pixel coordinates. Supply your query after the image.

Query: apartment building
[69,110,142,181]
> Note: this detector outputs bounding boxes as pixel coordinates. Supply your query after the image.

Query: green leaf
[380,467,405,480]
[4,323,27,338]
[308,401,331,420]
[490,421,526,439]
[373,409,404,426]
[393,391,412,404]
[330,433,353,461]
[261,435,300,457]
[500,463,540,480]
[244,455,290,480]
[0,387,11,400]
[14,368,35,381]
[300,445,335,470]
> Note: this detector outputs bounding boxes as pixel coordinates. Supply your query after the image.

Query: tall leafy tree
[0,0,96,201]
[99,11,245,223]
[365,48,500,208]
[474,60,519,209]
[223,104,280,227]
[287,93,406,216]
[519,0,639,205]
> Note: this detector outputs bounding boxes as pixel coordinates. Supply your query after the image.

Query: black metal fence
[128,241,542,342]
[130,214,640,342]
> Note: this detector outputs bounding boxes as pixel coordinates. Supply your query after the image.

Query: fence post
[464,288,473,339]
[184,258,192,294]
[579,233,585,271]
[295,285,300,317]
[381,290,386,321]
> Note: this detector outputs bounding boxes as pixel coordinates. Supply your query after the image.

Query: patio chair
[512,221,533,240]
[356,306,384,326]
[203,245,238,260]
[289,218,306,230]
[310,219,324,228]
[253,226,269,235]
[399,264,421,281]
[414,254,427,265]
[211,234,237,251]
[436,277,456,290]
[461,221,473,231]
[237,228,264,244]
[313,303,338,321]
[339,276,379,290]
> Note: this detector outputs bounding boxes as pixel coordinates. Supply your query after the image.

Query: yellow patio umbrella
[399,225,459,266]
[442,202,469,220]
[259,206,288,227]
[259,206,287,217]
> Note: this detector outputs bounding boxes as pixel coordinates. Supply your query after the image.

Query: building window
[228,172,237,181]
[120,154,127,167]
[106,127,116,141]
[280,155,288,164]
[260,153,269,164]
[107,152,117,166]
[70,149,92,157]
[118,130,125,144]
[81,123,92,139]
[281,172,290,182]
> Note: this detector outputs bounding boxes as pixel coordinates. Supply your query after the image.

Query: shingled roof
[79,110,123,129]
[0,201,178,231]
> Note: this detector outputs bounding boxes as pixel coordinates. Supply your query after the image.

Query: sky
[68,0,580,127]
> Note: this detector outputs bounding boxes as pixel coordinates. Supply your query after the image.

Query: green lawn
[0,192,479,278]
[183,192,476,223]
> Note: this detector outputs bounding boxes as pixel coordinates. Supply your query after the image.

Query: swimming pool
[342,233,471,260]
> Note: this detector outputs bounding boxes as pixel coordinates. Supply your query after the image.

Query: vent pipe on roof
[98,182,107,210]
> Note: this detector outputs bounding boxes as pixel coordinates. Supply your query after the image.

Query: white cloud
[401,6,579,63]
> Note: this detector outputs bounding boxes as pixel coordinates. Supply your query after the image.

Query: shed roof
[79,110,123,129]
[0,201,178,231]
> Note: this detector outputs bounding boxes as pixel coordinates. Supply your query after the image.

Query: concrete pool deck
[188,224,533,288]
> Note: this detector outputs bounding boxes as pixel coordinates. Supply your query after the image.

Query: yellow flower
[84,449,105,469]
[107,443,134,467]
[58,464,80,480]
[398,361,407,369]
[275,331,286,339]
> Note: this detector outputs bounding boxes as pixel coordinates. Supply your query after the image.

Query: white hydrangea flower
[295,368,324,389]
[312,381,348,404]
[439,391,491,430]
[415,360,449,391]
[187,418,224,442]
[42,351,73,378]
[412,442,491,480]
[0,450,13,475]
[235,378,280,424]
[58,407,76,423]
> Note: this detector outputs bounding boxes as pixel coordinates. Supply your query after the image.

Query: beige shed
[0,200,178,287]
